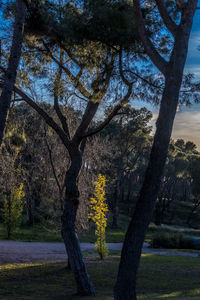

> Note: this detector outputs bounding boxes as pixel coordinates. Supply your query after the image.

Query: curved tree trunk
[0,0,26,147]
[61,147,95,295]
[114,6,197,298]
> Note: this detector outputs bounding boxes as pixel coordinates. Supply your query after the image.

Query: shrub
[180,236,200,250]
[151,232,200,250]
[151,233,183,249]
[88,174,109,259]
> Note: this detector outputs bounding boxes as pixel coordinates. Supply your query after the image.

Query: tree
[0,0,145,293]
[2,183,24,239]
[0,0,26,147]
[0,19,135,295]
[114,1,198,299]
[102,107,152,227]
[89,174,109,260]
[187,154,200,227]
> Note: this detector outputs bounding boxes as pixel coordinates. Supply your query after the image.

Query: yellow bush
[89,174,109,259]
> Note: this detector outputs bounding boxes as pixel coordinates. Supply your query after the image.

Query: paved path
[0,240,199,265]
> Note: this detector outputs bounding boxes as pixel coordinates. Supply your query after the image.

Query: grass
[0,224,63,242]
[0,254,200,299]
[0,223,126,243]
[0,214,129,243]
[1,211,200,245]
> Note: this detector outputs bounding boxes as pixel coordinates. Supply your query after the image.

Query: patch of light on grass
[188,288,200,296]
[0,262,44,271]
[141,253,154,257]
[157,291,182,298]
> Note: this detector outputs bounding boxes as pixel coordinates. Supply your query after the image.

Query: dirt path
[0,240,199,265]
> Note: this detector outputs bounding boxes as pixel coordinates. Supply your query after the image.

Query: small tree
[2,183,24,239]
[89,174,109,259]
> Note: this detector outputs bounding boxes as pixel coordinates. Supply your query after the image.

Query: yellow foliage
[89,174,109,259]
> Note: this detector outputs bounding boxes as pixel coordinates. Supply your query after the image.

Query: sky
[151,7,200,148]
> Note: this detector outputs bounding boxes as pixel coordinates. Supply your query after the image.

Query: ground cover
[0,254,200,299]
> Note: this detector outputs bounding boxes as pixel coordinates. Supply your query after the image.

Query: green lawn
[0,224,63,242]
[0,255,200,299]
[0,223,126,243]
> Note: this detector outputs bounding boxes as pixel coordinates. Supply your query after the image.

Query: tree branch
[83,83,132,138]
[155,0,178,36]
[44,133,62,193]
[124,69,163,90]
[53,51,70,139]
[0,82,71,148]
[42,42,92,99]
[119,48,133,87]
[72,100,99,143]
[133,0,168,76]
[72,54,116,143]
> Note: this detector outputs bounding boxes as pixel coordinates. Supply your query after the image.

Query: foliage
[25,0,140,49]
[151,232,200,250]
[89,174,109,259]
[151,232,184,249]
[2,183,25,239]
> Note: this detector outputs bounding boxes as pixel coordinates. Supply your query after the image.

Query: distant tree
[2,183,24,239]
[187,155,200,227]
[102,106,152,227]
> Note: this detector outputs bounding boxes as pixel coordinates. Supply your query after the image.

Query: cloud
[172,110,200,148]
[150,109,200,149]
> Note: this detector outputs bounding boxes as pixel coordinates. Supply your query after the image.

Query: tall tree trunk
[26,192,34,227]
[114,7,196,297]
[0,0,26,147]
[112,169,121,228]
[61,147,95,295]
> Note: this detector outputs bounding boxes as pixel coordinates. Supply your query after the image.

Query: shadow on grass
[0,255,200,299]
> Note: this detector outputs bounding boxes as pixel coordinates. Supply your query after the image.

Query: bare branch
[155,0,177,36]
[133,0,168,76]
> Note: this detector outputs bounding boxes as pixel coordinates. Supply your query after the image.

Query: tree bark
[61,147,95,295]
[112,169,122,228]
[114,3,197,298]
[0,0,26,147]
